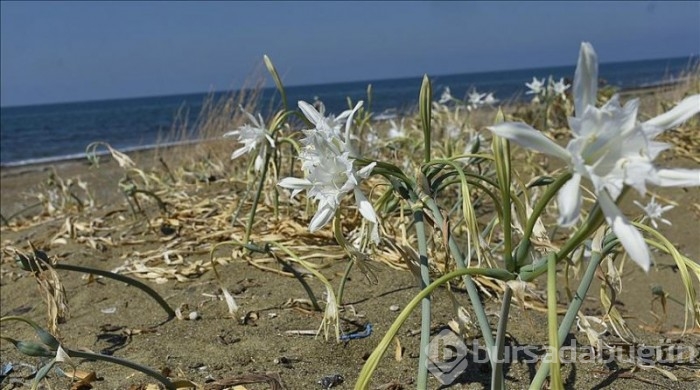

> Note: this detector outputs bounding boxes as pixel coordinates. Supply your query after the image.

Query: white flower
[551,78,570,99]
[483,92,499,106]
[633,196,674,228]
[526,77,546,95]
[467,90,486,110]
[488,42,700,271]
[387,119,406,139]
[224,108,275,171]
[446,123,461,139]
[439,87,454,104]
[278,101,380,243]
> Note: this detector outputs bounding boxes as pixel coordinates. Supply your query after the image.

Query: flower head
[551,78,571,99]
[483,92,499,106]
[467,90,486,111]
[387,119,406,139]
[489,42,700,271]
[278,101,379,243]
[224,108,275,171]
[526,77,546,95]
[439,87,454,104]
[633,196,674,228]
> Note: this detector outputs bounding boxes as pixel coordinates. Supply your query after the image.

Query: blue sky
[1,1,698,107]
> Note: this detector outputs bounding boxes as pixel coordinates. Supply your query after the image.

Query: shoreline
[0,81,689,175]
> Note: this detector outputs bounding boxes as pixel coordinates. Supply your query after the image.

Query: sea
[1,56,696,168]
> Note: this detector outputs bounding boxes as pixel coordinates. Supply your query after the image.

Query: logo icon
[425,328,469,385]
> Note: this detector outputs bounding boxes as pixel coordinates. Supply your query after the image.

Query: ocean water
[1,56,696,167]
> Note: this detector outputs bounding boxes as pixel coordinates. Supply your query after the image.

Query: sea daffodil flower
[483,92,499,106]
[526,77,546,95]
[278,101,379,243]
[551,78,570,99]
[489,42,700,271]
[224,108,275,171]
[468,90,486,110]
[439,87,454,104]
[634,196,674,228]
[388,119,406,139]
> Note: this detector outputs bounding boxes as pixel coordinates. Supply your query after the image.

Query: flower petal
[298,101,324,126]
[354,188,378,224]
[643,94,700,133]
[344,101,364,143]
[573,42,598,117]
[488,122,570,161]
[230,146,248,160]
[651,169,700,187]
[309,203,335,232]
[557,173,582,227]
[254,154,264,172]
[598,191,650,272]
[278,177,311,190]
[356,162,376,179]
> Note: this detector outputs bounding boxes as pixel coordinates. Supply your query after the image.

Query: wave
[0,139,202,169]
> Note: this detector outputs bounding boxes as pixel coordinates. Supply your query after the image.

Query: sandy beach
[1,84,699,389]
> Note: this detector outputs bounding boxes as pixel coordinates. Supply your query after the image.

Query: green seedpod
[1,337,53,358]
[1,316,60,349]
[263,55,288,111]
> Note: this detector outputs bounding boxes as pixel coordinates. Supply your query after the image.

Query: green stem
[419,75,432,164]
[547,253,563,389]
[243,148,272,243]
[518,204,604,282]
[529,247,605,389]
[491,285,512,390]
[422,198,496,352]
[53,263,175,322]
[500,140,514,273]
[336,259,354,307]
[413,205,432,389]
[65,348,176,390]
[354,267,515,390]
[1,201,43,225]
[514,172,573,268]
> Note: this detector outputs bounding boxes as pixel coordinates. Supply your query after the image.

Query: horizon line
[2,54,696,110]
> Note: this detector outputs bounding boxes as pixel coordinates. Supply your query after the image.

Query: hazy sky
[1,1,699,107]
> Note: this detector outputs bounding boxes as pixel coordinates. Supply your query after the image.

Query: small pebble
[389,304,400,312]
[189,311,201,320]
[318,374,344,389]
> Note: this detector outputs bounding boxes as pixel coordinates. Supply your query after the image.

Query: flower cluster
[526,76,570,103]
[278,101,380,243]
[439,86,498,110]
[491,42,700,271]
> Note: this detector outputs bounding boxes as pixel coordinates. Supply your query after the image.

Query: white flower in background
[364,127,379,146]
[526,77,546,95]
[634,196,674,228]
[489,42,700,271]
[224,108,275,172]
[483,92,499,106]
[551,77,571,99]
[439,87,454,104]
[467,90,486,111]
[278,101,380,243]
[387,119,406,139]
[446,123,462,138]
